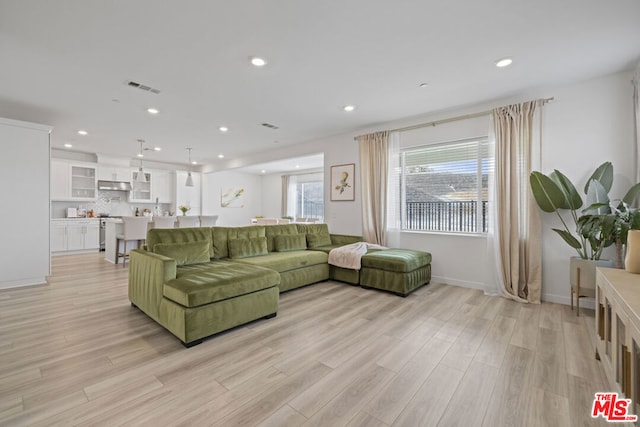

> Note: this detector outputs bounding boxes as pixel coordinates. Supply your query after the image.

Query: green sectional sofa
[128,223,431,347]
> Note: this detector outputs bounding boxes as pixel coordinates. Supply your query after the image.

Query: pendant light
[185,147,194,187]
[136,139,146,182]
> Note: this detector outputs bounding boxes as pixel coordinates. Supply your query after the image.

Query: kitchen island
[103,217,179,263]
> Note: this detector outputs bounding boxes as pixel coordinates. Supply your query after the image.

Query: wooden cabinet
[51,160,97,201]
[596,267,640,414]
[51,220,100,253]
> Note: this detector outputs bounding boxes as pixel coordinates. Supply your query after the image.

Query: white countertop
[51,218,99,221]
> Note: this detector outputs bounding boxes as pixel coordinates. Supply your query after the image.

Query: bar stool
[152,216,177,229]
[177,216,200,228]
[115,216,150,267]
[199,215,219,226]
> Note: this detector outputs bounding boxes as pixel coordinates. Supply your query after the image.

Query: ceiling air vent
[126,81,161,94]
[261,122,279,130]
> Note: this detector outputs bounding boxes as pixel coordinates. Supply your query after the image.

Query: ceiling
[1,1,639,171]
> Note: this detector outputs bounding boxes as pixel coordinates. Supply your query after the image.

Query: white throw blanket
[328,242,387,270]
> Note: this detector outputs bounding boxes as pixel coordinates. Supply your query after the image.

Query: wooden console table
[595,267,640,412]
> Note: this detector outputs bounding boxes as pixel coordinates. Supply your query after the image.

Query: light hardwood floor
[0,253,617,426]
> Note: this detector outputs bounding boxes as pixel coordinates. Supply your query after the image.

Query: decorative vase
[182,211,186,216]
[625,230,640,274]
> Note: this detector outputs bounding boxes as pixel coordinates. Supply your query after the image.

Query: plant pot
[625,230,640,274]
[570,257,615,294]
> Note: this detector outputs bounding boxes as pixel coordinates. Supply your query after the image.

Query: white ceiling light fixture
[495,58,513,68]
[185,147,194,187]
[250,56,267,67]
[64,143,73,148]
[147,108,159,114]
[136,139,147,182]
[219,126,229,132]
[77,130,88,135]
[218,154,224,159]
[343,105,355,112]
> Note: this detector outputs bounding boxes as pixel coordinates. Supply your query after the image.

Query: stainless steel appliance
[99,218,106,251]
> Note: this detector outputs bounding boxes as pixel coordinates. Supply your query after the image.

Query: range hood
[97,180,132,191]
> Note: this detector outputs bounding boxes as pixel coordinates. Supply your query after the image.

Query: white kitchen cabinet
[51,159,97,201]
[174,171,201,215]
[130,170,152,202]
[50,222,67,252]
[151,169,174,204]
[98,165,131,182]
[51,219,100,253]
[51,159,70,200]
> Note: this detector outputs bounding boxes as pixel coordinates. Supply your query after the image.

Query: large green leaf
[584,180,611,215]
[631,211,640,229]
[552,228,582,249]
[549,170,583,210]
[530,172,567,213]
[584,161,613,194]
[623,183,640,206]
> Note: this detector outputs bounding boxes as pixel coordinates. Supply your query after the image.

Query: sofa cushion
[231,250,328,273]
[264,224,300,252]
[228,236,268,259]
[153,240,211,266]
[274,234,307,252]
[295,223,330,236]
[147,227,213,258]
[211,226,266,259]
[361,249,432,272]
[163,261,280,307]
[306,233,332,248]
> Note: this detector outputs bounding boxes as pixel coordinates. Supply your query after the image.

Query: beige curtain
[492,101,542,303]
[633,65,640,183]
[358,131,389,245]
[281,175,290,217]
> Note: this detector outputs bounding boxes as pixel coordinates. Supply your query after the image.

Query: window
[400,137,490,233]
[286,172,324,221]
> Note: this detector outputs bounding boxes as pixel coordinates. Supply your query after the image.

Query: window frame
[399,136,490,235]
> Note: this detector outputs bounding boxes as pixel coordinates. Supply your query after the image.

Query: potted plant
[530,162,640,291]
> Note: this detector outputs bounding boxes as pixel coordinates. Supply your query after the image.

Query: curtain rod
[354,97,554,139]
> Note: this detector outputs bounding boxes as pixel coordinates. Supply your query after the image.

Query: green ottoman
[360,249,431,296]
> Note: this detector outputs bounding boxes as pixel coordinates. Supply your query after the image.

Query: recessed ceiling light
[64,143,73,148]
[147,108,159,114]
[261,170,266,174]
[218,154,224,159]
[191,161,197,165]
[153,147,161,151]
[495,58,513,68]
[295,165,300,169]
[219,126,229,132]
[343,105,355,112]
[137,153,144,158]
[419,83,429,88]
[77,130,88,135]
[250,57,267,67]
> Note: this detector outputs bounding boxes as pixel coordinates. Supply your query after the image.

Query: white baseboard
[542,292,594,309]
[0,277,48,290]
[432,276,587,308]
[431,275,485,291]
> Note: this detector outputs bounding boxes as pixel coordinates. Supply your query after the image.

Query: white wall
[0,118,51,289]
[225,69,637,304]
[261,174,282,218]
[539,71,635,304]
[202,170,263,226]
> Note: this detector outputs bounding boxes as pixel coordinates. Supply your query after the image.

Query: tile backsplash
[51,191,172,218]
